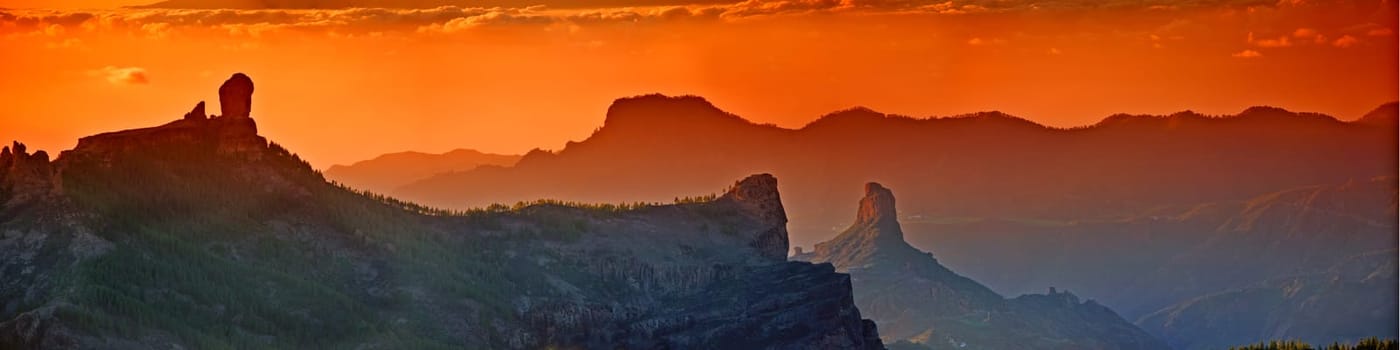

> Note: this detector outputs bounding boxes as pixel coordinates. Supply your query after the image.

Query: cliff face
[0,74,883,349]
[0,142,59,206]
[498,174,877,349]
[65,113,266,163]
[797,183,1165,350]
[0,143,111,350]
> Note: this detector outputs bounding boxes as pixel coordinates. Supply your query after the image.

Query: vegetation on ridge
[1228,337,1396,350]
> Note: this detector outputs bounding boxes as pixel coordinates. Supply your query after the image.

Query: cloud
[1231,49,1261,58]
[1291,27,1324,43]
[966,37,1005,46]
[1332,34,1357,48]
[1367,27,1393,36]
[1248,32,1292,48]
[91,66,150,85]
[0,0,1372,37]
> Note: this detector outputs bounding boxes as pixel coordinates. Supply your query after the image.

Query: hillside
[0,74,883,349]
[1140,250,1397,350]
[906,176,1398,317]
[794,183,1166,350]
[324,149,519,194]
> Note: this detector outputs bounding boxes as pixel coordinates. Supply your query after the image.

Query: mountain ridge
[0,74,886,349]
[395,93,1397,251]
[324,148,519,194]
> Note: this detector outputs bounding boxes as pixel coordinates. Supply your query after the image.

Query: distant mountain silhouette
[325,149,519,195]
[393,94,1398,250]
[795,183,1167,349]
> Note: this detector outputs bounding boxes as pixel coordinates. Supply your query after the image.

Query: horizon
[5,91,1397,168]
[2,0,1396,167]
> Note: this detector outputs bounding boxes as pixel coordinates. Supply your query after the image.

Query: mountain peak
[856,182,898,226]
[597,94,755,135]
[218,73,254,118]
[1357,101,1399,125]
[60,73,271,164]
[721,173,787,226]
[798,182,919,271]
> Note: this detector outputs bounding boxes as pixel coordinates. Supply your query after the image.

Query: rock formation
[0,141,59,207]
[716,173,789,261]
[218,73,254,118]
[799,182,928,271]
[796,183,1167,349]
[63,77,268,164]
[183,101,206,120]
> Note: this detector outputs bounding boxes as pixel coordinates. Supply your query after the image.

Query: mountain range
[0,74,886,349]
[2,72,1394,349]
[324,149,519,195]
[384,95,1397,252]
[352,94,1396,348]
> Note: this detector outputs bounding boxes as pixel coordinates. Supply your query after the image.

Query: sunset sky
[2,0,1396,167]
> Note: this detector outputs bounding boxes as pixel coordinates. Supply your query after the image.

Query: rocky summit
[0,74,883,349]
[796,183,1166,350]
[218,73,254,118]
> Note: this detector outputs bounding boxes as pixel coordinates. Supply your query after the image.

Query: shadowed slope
[797,183,1165,350]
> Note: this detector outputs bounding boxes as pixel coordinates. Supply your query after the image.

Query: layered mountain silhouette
[0,74,884,349]
[359,94,1396,347]
[389,95,1397,251]
[795,183,1167,349]
[324,149,519,194]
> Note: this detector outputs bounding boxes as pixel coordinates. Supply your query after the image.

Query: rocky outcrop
[0,142,58,207]
[183,101,206,120]
[503,173,882,349]
[218,73,254,118]
[717,173,789,261]
[799,182,928,271]
[797,183,1166,349]
[61,76,271,166]
[856,183,897,225]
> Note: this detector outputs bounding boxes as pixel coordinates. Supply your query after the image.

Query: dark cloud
[0,0,1381,36]
[134,0,743,10]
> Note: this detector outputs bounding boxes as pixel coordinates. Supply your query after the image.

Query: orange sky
[1,0,1396,167]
